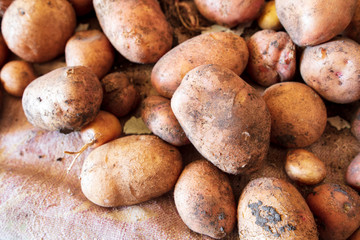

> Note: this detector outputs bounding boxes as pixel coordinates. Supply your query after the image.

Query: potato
[194,0,264,27]
[285,149,326,185]
[1,0,76,63]
[275,0,357,46]
[257,1,282,30]
[171,64,271,174]
[101,72,139,118]
[152,31,249,98]
[22,66,103,133]
[343,0,360,43]
[174,160,236,239]
[300,38,360,104]
[65,30,114,79]
[349,228,360,240]
[306,183,360,240]
[346,153,360,191]
[238,177,318,239]
[80,135,182,207]
[352,107,360,141]
[262,82,327,148]
[93,0,173,64]
[246,30,296,87]
[0,0,13,17]
[68,0,93,16]
[141,95,190,146]
[0,60,36,97]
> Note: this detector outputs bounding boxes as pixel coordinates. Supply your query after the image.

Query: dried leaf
[123,117,152,135]
[327,116,351,131]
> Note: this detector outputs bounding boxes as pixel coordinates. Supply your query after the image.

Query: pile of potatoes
[0,0,359,239]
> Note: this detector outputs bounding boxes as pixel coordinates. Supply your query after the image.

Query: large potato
[80,135,182,207]
[2,0,76,63]
[300,38,360,104]
[238,177,318,239]
[171,64,271,174]
[174,160,236,239]
[275,0,357,46]
[22,66,103,133]
[152,32,249,98]
[93,0,173,64]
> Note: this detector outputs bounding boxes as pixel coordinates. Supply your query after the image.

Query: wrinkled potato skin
[2,0,76,63]
[174,160,236,239]
[22,66,103,133]
[141,95,190,146]
[246,30,296,87]
[276,0,357,46]
[285,149,326,185]
[80,135,182,207]
[306,183,360,240]
[346,153,360,191]
[171,64,271,174]
[300,38,360,104]
[238,177,318,240]
[262,82,327,148]
[152,32,249,98]
[194,0,264,27]
[68,0,93,16]
[93,0,173,64]
[65,30,114,79]
[101,72,139,118]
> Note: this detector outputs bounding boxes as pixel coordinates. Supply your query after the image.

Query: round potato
[238,177,318,239]
[65,30,114,79]
[246,30,296,87]
[346,153,360,191]
[152,31,249,98]
[141,95,190,146]
[2,0,76,63]
[174,160,236,239]
[307,183,360,240]
[285,149,326,185]
[171,64,271,174]
[22,66,103,133]
[80,135,182,207]
[0,60,36,97]
[262,82,327,148]
[300,38,360,104]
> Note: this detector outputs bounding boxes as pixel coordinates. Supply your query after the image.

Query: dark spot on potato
[56,157,63,161]
[37,97,42,102]
[18,8,25,15]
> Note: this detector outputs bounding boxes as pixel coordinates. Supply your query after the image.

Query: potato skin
[246,30,296,87]
[1,0,76,63]
[152,32,249,98]
[174,160,236,239]
[238,177,318,239]
[194,0,264,27]
[80,135,182,207]
[93,0,173,64]
[262,82,327,148]
[276,0,357,46]
[65,30,114,79]
[346,153,360,191]
[141,95,190,146]
[306,183,360,240]
[300,38,360,104]
[171,64,271,174]
[22,66,103,133]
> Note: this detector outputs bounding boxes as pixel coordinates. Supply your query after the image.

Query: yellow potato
[257,1,282,30]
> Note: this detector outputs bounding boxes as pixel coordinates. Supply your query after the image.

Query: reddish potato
[307,183,360,240]
[246,30,296,87]
[346,153,360,191]
[349,228,360,240]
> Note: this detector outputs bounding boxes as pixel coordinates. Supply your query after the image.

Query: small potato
[238,177,318,239]
[257,1,282,30]
[246,30,296,87]
[300,38,360,104]
[101,72,139,118]
[22,66,103,133]
[194,0,264,27]
[262,82,327,148]
[174,160,236,239]
[351,107,360,141]
[68,0,93,16]
[0,60,36,97]
[346,153,360,191]
[80,135,182,207]
[285,149,326,185]
[306,183,360,240]
[171,64,271,174]
[141,95,190,146]
[2,0,76,63]
[65,30,114,79]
